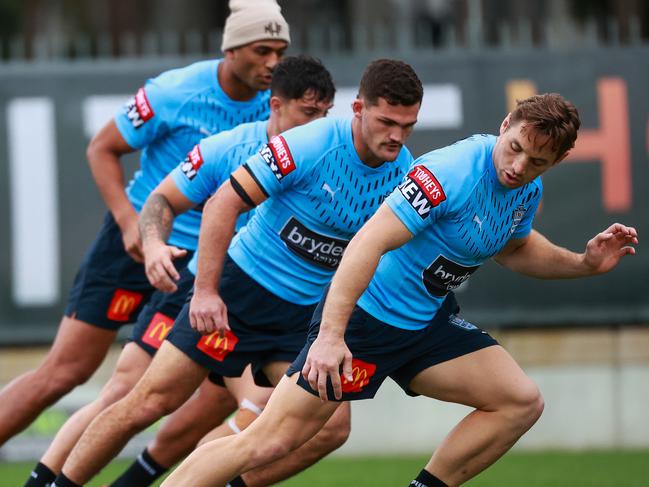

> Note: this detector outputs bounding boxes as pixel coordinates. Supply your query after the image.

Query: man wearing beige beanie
[15,2,293,487]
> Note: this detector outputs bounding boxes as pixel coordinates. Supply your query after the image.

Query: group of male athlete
[0,0,638,486]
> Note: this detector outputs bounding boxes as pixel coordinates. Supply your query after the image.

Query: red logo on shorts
[142,312,175,349]
[341,358,377,393]
[107,289,144,322]
[197,330,239,362]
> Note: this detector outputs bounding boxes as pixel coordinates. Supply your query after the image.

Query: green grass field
[2,450,648,486]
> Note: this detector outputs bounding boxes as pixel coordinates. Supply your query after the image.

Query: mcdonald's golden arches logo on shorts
[107,289,144,321]
[341,358,377,393]
[142,312,175,349]
[197,329,239,362]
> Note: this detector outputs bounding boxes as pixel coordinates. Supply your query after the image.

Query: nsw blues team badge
[509,204,527,234]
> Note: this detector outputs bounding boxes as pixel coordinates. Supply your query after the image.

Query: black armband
[230,175,256,208]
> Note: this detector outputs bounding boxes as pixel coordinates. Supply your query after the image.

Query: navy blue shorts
[64,212,193,330]
[286,292,499,401]
[130,266,196,356]
[167,255,316,387]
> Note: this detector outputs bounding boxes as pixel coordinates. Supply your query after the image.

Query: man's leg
[33,342,152,477]
[196,369,272,445]
[109,378,237,487]
[0,316,116,445]
[191,362,350,487]
[408,345,544,487]
[58,341,208,485]
[239,402,349,487]
[145,379,237,467]
[162,374,340,487]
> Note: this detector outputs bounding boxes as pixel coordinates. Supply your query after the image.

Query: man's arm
[494,224,638,279]
[189,166,267,335]
[139,176,196,292]
[302,204,413,400]
[86,120,142,261]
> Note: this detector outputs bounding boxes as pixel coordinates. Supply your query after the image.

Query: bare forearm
[139,194,175,247]
[193,193,239,293]
[87,150,136,226]
[497,231,588,279]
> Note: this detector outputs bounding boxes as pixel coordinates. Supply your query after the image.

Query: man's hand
[143,241,188,292]
[189,289,229,335]
[583,223,638,274]
[119,215,145,263]
[302,332,353,401]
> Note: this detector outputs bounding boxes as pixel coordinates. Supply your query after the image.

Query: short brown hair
[358,59,423,107]
[510,93,581,159]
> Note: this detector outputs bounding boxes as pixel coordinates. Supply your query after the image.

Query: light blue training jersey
[228,117,414,305]
[358,134,543,329]
[114,59,270,251]
[169,120,268,275]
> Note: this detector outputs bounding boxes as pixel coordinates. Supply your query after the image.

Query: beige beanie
[221,0,291,51]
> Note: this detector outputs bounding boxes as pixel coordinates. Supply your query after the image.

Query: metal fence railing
[1,13,647,62]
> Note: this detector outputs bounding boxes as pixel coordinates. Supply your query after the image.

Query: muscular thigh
[408,345,533,410]
[44,316,117,373]
[133,341,208,405]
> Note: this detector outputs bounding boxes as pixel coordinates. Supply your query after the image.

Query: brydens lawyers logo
[180,145,204,180]
[197,330,239,362]
[422,255,480,297]
[107,289,144,321]
[399,165,446,219]
[259,135,295,181]
[341,358,376,393]
[142,312,174,350]
[280,217,349,270]
[125,87,154,129]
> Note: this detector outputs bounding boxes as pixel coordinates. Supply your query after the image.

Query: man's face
[227,40,288,91]
[355,97,419,163]
[274,89,333,133]
[492,116,567,188]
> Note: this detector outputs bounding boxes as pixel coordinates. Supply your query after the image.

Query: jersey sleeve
[510,179,543,239]
[114,77,175,150]
[242,120,329,197]
[385,160,451,236]
[170,135,228,204]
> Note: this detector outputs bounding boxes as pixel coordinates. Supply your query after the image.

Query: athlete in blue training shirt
[16,1,289,485]
[163,94,638,487]
[54,59,423,487]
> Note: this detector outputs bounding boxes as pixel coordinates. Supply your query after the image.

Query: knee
[43,363,94,396]
[97,378,136,408]
[138,395,176,424]
[505,379,544,429]
[117,391,175,430]
[228,399,264,434]
[247,435,292,466]
[315,405,351,452]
